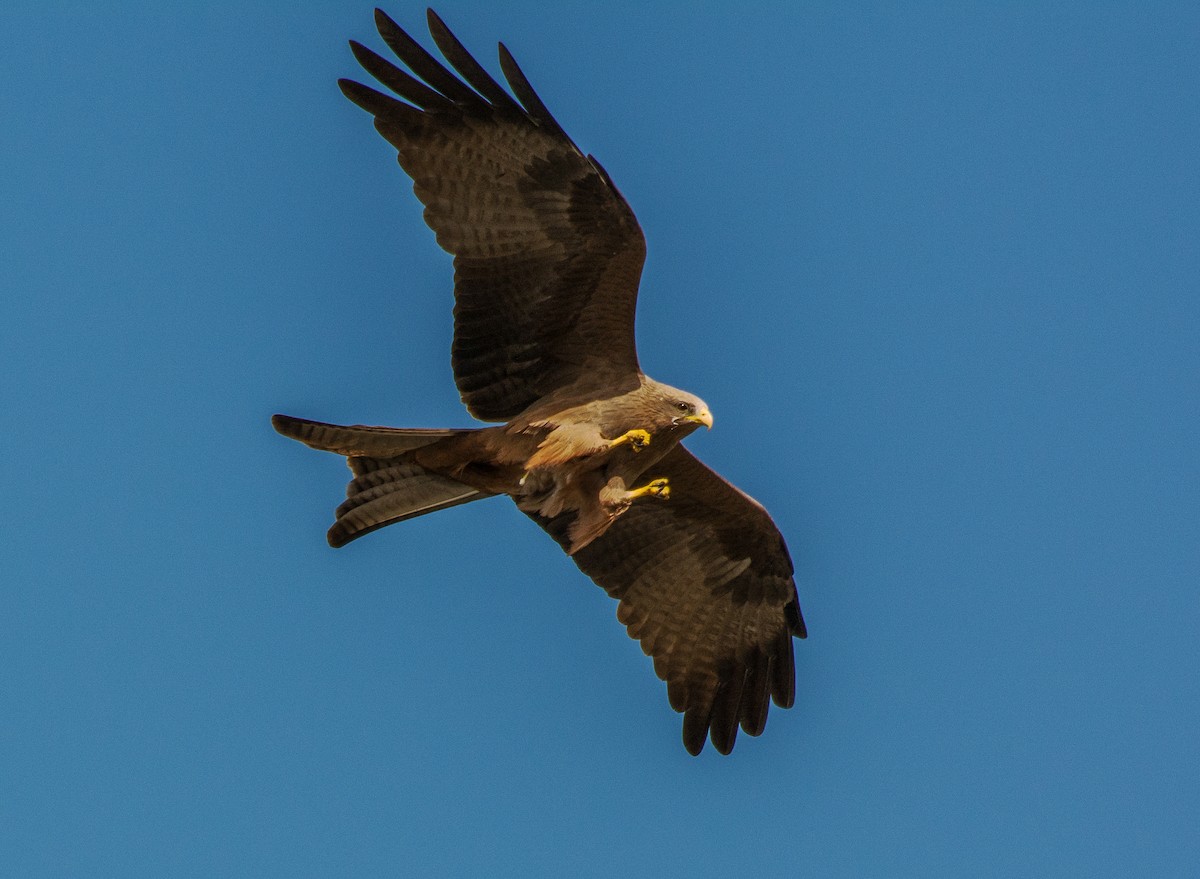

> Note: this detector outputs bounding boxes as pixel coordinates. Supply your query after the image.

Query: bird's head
[647,383,713,434]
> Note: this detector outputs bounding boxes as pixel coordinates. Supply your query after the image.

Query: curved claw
[630,477,670,500]
[610,428,651,452]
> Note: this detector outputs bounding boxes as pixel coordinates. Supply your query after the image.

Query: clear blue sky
[3,2,1197,876]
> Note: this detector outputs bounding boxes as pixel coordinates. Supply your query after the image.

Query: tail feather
[329,460,487,547]
[272,414,457,457]
[348,454,402,478]
[345,461,417,492]
[272,413,491,546]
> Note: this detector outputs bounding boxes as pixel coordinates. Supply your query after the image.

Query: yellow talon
[611,428,652,452]
[631,477,670,500]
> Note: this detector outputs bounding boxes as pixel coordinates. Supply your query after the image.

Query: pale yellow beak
[687,409,714,429]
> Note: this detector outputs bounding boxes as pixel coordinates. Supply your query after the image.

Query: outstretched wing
[341,9,647,422]
[529,446,806,755]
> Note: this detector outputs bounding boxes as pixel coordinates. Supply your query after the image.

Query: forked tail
[272,414,492,547]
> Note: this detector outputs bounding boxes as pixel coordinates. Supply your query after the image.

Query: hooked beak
[686,409,714,429]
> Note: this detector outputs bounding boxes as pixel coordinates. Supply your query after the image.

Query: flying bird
[273,8,806,755]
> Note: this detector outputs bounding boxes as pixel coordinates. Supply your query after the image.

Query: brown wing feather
[341,9,646,421]
[527,446,806,755]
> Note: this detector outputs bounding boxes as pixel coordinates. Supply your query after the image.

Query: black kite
[273,8,806,755]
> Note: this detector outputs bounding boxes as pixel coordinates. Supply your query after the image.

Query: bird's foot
[629,477,670,501]
[610,428,652,452]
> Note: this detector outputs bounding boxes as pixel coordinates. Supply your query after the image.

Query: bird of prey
[273,8,806,755]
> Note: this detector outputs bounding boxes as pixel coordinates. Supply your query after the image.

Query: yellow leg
[628,477,670,500]
[610,428,651,452]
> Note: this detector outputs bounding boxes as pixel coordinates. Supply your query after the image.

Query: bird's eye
[676,401,693,413]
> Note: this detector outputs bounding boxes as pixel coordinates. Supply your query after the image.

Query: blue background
[3,2,1197,875]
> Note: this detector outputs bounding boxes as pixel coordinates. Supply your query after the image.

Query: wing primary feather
[349,40,453,111]
[682,702,713,757]
[373,8,480,107]
[770,632,797,709]
[709,673,744,756]
[425,9,523,113]
[338,78,420,120]
[497,42,569,139]
[666,679,688,713]
[787,599,808,638]
[739,649,771,737]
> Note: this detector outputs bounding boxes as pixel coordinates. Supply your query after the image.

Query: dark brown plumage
[273,8,806,755]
